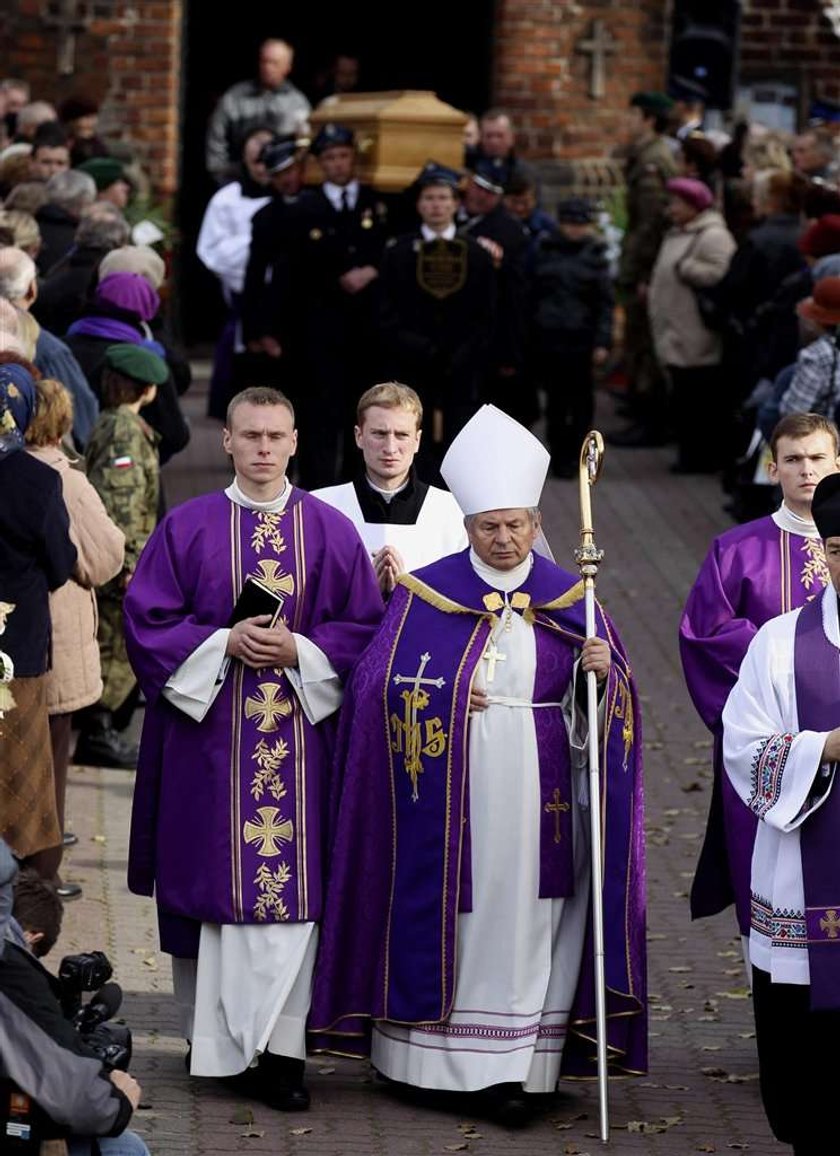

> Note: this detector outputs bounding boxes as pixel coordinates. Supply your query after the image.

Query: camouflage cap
[104,342,168,385]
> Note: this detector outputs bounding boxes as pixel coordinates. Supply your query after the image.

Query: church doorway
[177,1,496,344]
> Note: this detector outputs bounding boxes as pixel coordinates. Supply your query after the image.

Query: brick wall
[493,0,840,160]
[1,1,182,200]
[2,0,837,200]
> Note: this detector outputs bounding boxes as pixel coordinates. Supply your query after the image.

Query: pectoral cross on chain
[545,788,570,844]
[482,640,506,684]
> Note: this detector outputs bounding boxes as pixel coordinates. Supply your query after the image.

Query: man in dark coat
[34,169,97,275]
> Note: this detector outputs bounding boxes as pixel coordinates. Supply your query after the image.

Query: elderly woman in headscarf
[0,359,77,880]
[64,270,189,464]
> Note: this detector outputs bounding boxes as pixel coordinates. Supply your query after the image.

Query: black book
[228,578,285,628]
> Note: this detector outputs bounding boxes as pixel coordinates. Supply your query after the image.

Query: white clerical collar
[821,583,840,649]
[772,502,819,538]
[470,548,533,593]
[323,180,359,211]
[365,475,409,503]
[421,223,457,241]
[226,477,291,513]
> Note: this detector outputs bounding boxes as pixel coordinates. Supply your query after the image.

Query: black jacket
[531,234,614,353]
[35,204,79,276]
[459,203,529,369]
[0,451,77,676]
[32,245,111,337]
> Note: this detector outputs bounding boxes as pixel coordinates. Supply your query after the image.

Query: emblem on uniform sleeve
[416,238,468,300]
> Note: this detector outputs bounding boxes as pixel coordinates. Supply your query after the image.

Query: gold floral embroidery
[254,861,292,921]
[390,652,447,802]
[613,678,634,769]
[251,511,287,556]
[801,538,829,593]
[251,737,290,801]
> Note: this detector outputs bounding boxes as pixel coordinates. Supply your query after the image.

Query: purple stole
[794,594,840,1010]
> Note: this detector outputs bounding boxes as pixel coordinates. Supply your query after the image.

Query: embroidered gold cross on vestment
[545,787,570,843]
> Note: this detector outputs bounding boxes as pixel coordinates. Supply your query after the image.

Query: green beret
[630,91,675,115]
[105,343,168,385]
[76,156,131,190]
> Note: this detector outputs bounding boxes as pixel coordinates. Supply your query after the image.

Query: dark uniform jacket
[531,233,614,354]
[378,230,496,419]
[34,204,79,276]
[32,244,109,337]
[0,451,77,676]
[459,203,529,371]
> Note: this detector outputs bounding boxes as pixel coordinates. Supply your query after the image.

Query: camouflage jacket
[619,134,677,288]
[85,406,159,576]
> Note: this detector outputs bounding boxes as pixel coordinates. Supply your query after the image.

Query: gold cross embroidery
[244,683,292,732]
[819,909,840,939]
[243,806,294,856]
[252,560,295,597]
[545,788,570,843]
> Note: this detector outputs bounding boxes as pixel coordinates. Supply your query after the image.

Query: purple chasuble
[793,596,840,1010]
[124,488,383,956]
[310,549,647,1079]
[680,516,829,931]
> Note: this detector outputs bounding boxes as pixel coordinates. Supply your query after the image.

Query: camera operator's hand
[109,1069,141,1110]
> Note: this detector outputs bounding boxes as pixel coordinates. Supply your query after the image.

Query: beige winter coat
[27,446,125,714]
[649,208,736,368]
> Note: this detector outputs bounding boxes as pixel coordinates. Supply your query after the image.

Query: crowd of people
[2,44,840,1156]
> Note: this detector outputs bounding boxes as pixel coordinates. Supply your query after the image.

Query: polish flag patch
[112,456,133,469]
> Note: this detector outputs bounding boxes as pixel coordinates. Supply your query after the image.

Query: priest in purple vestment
[721,471,840,1156]
[680,413,839,942]
[310,405,646,1127]
[123,386,383,1111]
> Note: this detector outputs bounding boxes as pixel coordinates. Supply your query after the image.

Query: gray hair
[16,101,57,134]
[75,211,131,250]
[0,247,37,304]
[2,181,48,216]
[44,169,96,215]
[98,244,166,289]
[0,297,24,354]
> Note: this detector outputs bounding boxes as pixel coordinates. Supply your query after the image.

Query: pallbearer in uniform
[313,382,466,597]
[124,387,383,1110]
[310,405,646,1125]
[378,163,496,465]
[680,413,840,958]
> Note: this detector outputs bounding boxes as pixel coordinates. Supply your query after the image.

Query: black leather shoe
[56,882,83,900]
[62,832,78,847]
[73,728,138,770]
[261,1084,311,1112]
[258,1054,310,1111]
[485,1083,534,1128]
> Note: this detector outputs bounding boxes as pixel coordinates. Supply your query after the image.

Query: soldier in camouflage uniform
[610,92,677,447]
[73,343,167,769]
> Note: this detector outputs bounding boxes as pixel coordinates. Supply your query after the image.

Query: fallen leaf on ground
[318,1066,335,1074]
[290,1127,312,1136]
[241,1130,265,1139]
[443,1145,469,1152]
[716,987,751,999]
[92,835,107,844]
[229,1106,253,1125]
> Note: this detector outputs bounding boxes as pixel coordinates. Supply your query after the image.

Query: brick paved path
[60,381,784,1155]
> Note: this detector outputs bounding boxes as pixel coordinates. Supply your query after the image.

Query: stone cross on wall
[41,0,92,75]
[576,19,617,101]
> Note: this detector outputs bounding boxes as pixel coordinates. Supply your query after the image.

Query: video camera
[58,951,132,1072]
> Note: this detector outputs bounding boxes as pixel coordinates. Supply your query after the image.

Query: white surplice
[370,552,593,1093]
[722,583,838,986]
[312,480,468,574]
[167,478,342,1077]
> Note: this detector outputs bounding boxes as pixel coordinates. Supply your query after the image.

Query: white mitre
[441,405,550,515]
